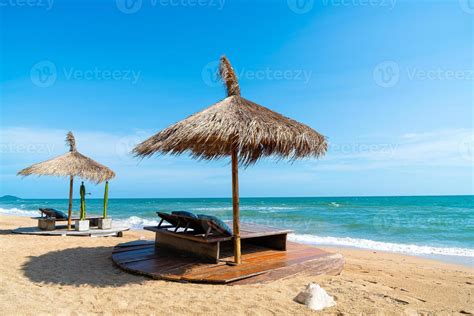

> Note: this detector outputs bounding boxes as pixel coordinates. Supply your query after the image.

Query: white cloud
[2,126,473,177]
[0,126,231,181]
[315,128,474,171]
[1,126,472,197]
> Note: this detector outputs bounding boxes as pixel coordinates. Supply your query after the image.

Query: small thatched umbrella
[18,132,115,229]
[133,56,327,264]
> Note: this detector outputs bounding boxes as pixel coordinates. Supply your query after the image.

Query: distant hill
[0,195,21,201]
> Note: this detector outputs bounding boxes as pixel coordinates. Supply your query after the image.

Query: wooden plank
[124,255,211,281]
[12,225,130,237]
[143,222,293,243]
[114,240,155,248]
[112,241,344,285]
[144,227,232,243]
[155,232,220,263]
[237,222,293,234]
[184,246,325,281]
[112,244,154,254]
[32,216,103,221]
[233,253,345,285]
[246,234,287,250]
[112,246,157,263]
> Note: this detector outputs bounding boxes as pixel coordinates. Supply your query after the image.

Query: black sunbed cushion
[172,211,197,218]
[157,212,180,226]
[40,208,68,219]
[197,214,232,235]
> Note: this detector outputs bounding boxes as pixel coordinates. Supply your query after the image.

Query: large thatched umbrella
[18,132,115,229]
[133,56,327,264]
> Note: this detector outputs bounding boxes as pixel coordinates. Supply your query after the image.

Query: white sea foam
[2,205,471,260]
[257,207,300,214]
[193,207,232,212]
[289,234,474,258]
[0,207,39,217]
[114,215,473,259]
[0,207,157,230]
[114,216,159,230]
[193,206,297,213]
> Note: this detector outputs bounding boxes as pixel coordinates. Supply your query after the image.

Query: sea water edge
[1,195,473,267]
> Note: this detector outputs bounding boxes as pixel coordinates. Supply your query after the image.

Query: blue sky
[0,0,473,198]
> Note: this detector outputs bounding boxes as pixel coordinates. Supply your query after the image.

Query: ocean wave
[256,207,300,214]
[330,202,340,207]
[0,207,158,230]
[114,216,159,230]
[0,207,39,217]
[193,206,298,213]
[289,234,474,258]
[193,207,232,212]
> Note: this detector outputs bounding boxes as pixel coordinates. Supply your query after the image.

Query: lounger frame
[145,212,293,263]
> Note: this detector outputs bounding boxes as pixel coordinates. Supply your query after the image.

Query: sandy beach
[2,1,472,314]
[0,214,472,315]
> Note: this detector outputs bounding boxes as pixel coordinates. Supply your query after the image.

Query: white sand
[1,215,473,315]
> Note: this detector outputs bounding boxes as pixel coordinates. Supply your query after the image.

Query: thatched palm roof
[133,56,327,165]
[18,132,115,183]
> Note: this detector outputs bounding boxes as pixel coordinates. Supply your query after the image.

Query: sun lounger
[146,212,293,263]
[39,208,68,219]
[156,212,225,238]
[156,212,193,232]
[33,208,102,230]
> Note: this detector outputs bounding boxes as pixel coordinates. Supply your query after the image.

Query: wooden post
[67,175,74,230]
[231,148,242,264]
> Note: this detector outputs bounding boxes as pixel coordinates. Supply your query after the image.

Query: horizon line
[2,194,473,200]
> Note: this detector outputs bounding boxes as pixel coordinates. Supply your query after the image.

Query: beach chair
[156,212,208,234]
[187,215,232,237]
[34,208,103,230]
[39,208,68,219]
[148,211,292,263]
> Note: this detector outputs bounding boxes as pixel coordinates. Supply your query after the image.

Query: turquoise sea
[1,195,473,266]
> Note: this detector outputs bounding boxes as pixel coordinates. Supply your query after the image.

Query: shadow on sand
[22,246,145,287]
[0,229,16,235]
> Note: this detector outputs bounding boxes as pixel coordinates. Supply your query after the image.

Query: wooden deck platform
[112,240,344,285]
[12,225,130,237]
[145,222,292,263]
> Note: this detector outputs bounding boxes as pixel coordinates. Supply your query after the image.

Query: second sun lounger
[33,208,103,230]
[145,212,293,263]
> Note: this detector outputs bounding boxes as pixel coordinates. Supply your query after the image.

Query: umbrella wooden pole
[67,175,74,230]
[232,149,242,264]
